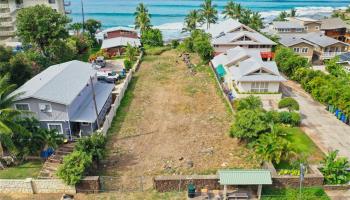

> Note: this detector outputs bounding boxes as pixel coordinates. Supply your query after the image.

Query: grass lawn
[262,187,330,200]
[0,161,43,179]
[102,49,258,190]
[275,127,324,169]
[144,46,172,55]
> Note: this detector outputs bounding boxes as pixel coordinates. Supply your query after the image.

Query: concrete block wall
[0,178,33,193]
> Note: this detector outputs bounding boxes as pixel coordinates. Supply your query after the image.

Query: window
[301,47,308,53]
[296,28,303,32]
[251,82,269,93]
[15,103,30,111]
[48,0,55,4]
[315,26,319,30]
[305,26,308,30]
[39,103,52,112]
[48,123,63,134]
[293,47,300,53]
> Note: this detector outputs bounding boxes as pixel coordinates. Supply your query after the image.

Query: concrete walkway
[281,80,350,160]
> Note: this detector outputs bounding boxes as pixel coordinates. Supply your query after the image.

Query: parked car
[97,71,119,83]
[60,194,74,200]
[94,56,106,68]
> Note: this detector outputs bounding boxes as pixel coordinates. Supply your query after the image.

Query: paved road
[281,80,350,160]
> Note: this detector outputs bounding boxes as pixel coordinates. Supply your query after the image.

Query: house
[279,32,349,62]
[269,21,306,34]
[100,27,141,55]
[11,60,115,138]
[287,17,322,33]
[321,18,350,44]
[338,52,350,73]
[211,47,285,96]
[0,0,69,42]
[203,19,276,59]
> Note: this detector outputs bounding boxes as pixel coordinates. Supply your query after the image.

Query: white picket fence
[97,53,142,135]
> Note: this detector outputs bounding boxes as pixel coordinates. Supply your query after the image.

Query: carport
[219,169,272,200]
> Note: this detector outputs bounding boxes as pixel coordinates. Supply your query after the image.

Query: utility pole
[90,76,100,129]
[81,0,85,34]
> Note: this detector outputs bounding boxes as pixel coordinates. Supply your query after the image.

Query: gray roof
[273,21,304,29]
[212,31,276,46]
[101,37,141,49]
[211,46,261,68]
[202,19,247,38]
[321,18,350,30]
[279,33,349,48]
[339,52,350,63]
[70,81,114,123]
[12,60,97,105]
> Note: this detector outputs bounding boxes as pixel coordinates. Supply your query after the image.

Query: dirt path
[281,80,350,160]
[102,50,258,189]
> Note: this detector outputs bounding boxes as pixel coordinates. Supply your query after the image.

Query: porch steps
[38,142,75,179]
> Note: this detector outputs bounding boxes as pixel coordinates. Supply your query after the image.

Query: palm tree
[69,22,83,36]
[182,10,202,33]
[249,12,263,31]
[124,43,138,61]
[239,9,252,26]
[134,3,151,34]
[0,75,24,157]
[222,1,236,19]
[274,11,288,21]
[33,129,63,152]
[199,0,218,29]
[290,9,296,17]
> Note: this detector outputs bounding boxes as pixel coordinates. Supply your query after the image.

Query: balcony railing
[0,13,11,18]
[0,30,15,36]
[322,52,346,58]
[0,21,14,27]
[0,4,9,9]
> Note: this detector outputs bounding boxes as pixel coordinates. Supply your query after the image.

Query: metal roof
[212,31,276,46]
[339,52,350,62]
[12,60,97,105]
[219,169,272,185]
[273,21,304,29]
[279,33,349,48]
[101,37,141,49]
[321,18,350,30]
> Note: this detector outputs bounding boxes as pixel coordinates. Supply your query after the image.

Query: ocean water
[69,0,350,40]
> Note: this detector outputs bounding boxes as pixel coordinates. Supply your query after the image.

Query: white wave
[154,22,184,30]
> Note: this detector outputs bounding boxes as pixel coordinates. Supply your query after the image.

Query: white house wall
[237,82,281,93]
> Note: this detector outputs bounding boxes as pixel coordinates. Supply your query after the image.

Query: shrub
[171,40,179,49]
[278,111,301,126]
[57,151,92,185]
[320,150,350,185]
[141,28,163,47]
[235,95,262,111]
[124,59,132,71]
[75,134,106,164]
[278,97,299,111]
[278,169,300,176]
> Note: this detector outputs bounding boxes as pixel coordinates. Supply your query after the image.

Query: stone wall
[0,178,75,194]
[76,176,100,193]
[154,175,221,192]
[323,184,350,191]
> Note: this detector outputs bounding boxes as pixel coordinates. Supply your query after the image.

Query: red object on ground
[260,52,274,59]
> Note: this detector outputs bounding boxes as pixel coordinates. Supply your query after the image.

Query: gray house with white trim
[11,60,115,138]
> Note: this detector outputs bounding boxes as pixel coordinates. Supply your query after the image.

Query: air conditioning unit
[39,104,46,111]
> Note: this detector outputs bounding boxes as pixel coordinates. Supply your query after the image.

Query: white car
[97,71,119,83]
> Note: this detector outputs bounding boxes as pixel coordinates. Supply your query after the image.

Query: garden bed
[262,187,330,200]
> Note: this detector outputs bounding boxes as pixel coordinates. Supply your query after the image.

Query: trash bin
[188,183,196,198]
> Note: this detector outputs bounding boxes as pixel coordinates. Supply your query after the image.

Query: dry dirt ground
[100,50,259,189]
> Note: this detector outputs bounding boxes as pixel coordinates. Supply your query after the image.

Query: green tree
[253,125,292,164]
[57,151,92,185]
[230,109,268,140]
[235,95,262,111]
[199,0,218,29]
[0,53,32,87]
[134,3,151,34]
[0,46,12,62]
[274,11,289,21]
[75,134,106,165]
[222,1,236,19]
[239,9,252,26]
[0,75,24,157]
[248,12,263,31]
[290,9,297,17]
[69,22,83,36]
[141,28,163,47]
[16,5,70,57]
[320,150,350,184]
[183,10,202,33]
[34,129,63,152]
[192,31,214,62]
[85,19,102,43]
[278,97,300,111]
[124,43,138,62]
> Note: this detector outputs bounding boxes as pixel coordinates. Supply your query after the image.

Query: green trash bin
[188,183,196,198]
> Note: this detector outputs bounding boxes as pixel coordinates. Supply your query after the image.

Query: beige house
[279,32,349,62]
[203,19,276,56]
[211,47,285,97]
[263,17,322,36]
[288,17,322,33]
[0,0,69,41]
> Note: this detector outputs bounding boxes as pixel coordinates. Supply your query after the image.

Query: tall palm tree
[239,9,252,26]
[0,75,24,157]
[249,12,263,31]
[222,1,236,19]
[290,9,297,17]
[199,0,218,29]
[134,3,151,34]
[125,43,138,61]
[182,10,202,33]
[274,11,288,21]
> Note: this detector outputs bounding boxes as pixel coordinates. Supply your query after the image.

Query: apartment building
[0,0,70,41]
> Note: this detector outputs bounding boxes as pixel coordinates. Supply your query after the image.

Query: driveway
[281,80,350,160]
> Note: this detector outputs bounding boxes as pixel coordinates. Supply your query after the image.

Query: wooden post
[257,184,262,200]
[223,185,227,200]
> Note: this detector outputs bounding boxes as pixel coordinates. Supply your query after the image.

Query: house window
[48,0,55,4]
[305,26,308,30]
[39,103,52,112]
[293,48,300,53]
[296,28,303,32]
[15,103,30,111]
[315,26,319,30]
[48,123,63,134]
[301,48,308,53]
[251,82,269,93]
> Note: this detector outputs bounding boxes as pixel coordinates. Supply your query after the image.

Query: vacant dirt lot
[101,50,258,189]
